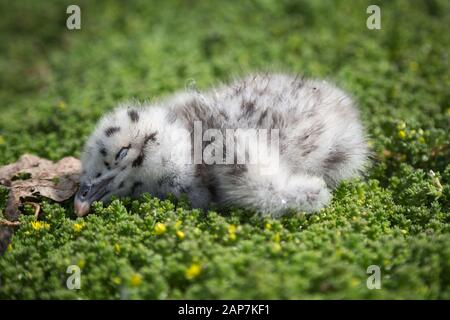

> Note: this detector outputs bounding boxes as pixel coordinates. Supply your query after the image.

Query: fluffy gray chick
[75,73,368,218]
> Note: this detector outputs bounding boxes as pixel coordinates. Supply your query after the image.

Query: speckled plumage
[76,73,369,217]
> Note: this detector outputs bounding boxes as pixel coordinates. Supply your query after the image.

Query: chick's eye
[116,146,130,161]
[79,184,91,198]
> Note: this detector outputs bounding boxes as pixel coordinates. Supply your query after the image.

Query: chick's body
[75,73,368,217]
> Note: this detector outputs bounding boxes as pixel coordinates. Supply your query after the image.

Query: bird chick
[75,73,368,217]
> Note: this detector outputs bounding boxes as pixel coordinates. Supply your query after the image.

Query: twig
[0,219,21,227]
[24,202,41,219]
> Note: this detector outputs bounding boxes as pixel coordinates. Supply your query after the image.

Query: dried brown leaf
[0,154,81,220]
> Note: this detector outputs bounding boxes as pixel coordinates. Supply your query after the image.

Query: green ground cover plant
[0,0,449,299]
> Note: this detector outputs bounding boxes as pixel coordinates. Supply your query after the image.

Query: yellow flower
[185,263,201,280]
[265,222,272,230]
[31,221,50,231]
[77,259,86,269]
[0,135,5,145]
[409,61,418,72]
[350,278,360,288]
[114,243,121,254]
[130,273,142,287]
[58,101,66,110]
[154,222,166,235]
[73,222,84,233]
[398,130,406,139]
[272,243,282,252]
[176,230,185,240]
[7,244,12,252]
[273,232,281,243]
[228,224,237,241]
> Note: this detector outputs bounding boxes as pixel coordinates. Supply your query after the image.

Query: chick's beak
[74,177,113,217]
[74,199,91,217]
